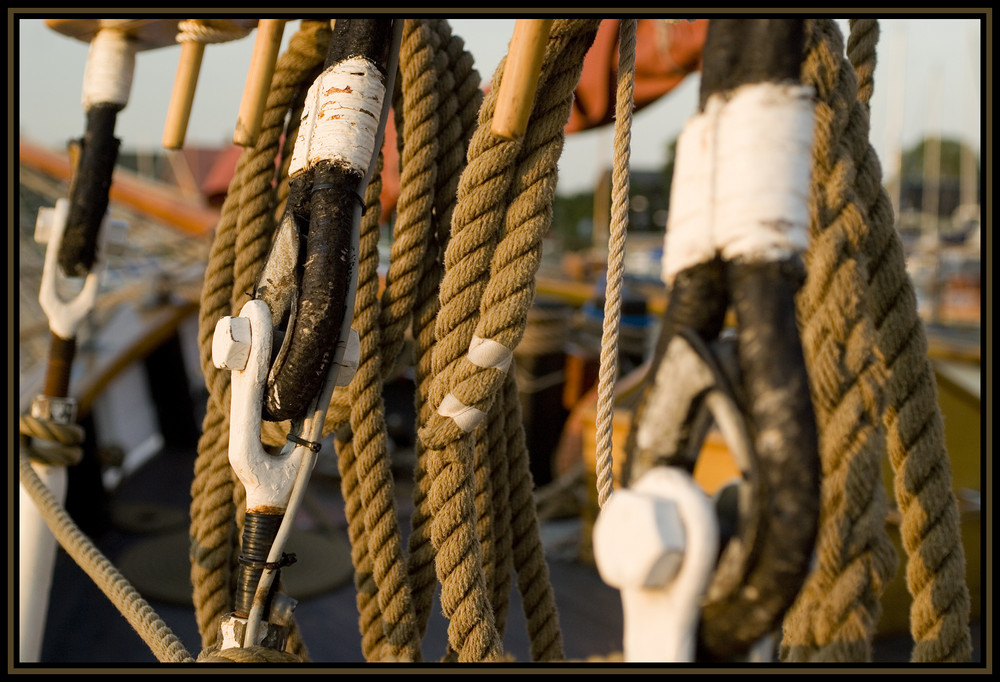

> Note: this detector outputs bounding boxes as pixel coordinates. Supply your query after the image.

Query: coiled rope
[176,19,253,45]
[780,18,971,663]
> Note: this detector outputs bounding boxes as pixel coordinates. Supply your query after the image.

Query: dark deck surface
[30,440,627,668]
[25,437,983,671]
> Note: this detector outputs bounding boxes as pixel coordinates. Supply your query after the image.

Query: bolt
[213,315,252,370]
[593,487,686,591]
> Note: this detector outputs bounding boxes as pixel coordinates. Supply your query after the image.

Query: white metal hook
[216,299,306,512]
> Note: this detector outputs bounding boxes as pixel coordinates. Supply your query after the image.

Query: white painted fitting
[37,199,101,340]
[226,300,305,512]
[19,464,67,662]
[82,28,137,110]
[662,82,815,285]
[212,315,252,371]
[333,328,361,387]
[289,57,386,177]
[593,467,720,662]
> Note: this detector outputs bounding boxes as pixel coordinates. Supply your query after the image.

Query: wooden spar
[492,19,553,140]
[233,19,286,147]
[19,140,219,238]
[162,39,205,150]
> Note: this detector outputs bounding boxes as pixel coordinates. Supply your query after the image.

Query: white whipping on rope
[289,57,386,177]
[81,29,136,110]
[437,335,514,433]
[662,82,814,285]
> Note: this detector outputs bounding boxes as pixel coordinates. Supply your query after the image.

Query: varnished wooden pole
[233,19,286,147]
[162,38,204,149]
[491,19,553,140]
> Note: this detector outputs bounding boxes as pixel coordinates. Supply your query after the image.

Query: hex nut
[213,315,252,370]
[593,488,686,590]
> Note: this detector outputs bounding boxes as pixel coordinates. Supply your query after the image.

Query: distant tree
[898,137,979,182]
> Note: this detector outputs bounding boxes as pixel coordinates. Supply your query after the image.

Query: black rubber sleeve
[58,104,121,278]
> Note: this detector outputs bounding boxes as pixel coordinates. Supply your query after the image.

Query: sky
[14,13,986,196]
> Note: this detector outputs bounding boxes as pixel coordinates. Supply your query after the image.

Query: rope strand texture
[594,18,636,508]
[416,18,600,662]
[781,18,970,663]
[844,20,972,664]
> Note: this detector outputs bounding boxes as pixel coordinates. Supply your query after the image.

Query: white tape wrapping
[289,58,386,177]
[437,393,486,433]
[435,336,513,432]
[82,29,136,110]
[467,335,513,373]
[662,82,814,285]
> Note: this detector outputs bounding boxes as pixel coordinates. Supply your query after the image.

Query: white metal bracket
[593,466,720,662]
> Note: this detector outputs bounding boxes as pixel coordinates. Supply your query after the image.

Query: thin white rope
[594,18,636,508]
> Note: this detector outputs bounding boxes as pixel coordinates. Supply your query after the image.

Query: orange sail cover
[379,19,706,219]
[566,18,707,133]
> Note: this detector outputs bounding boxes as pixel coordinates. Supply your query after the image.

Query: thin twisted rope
[594,18,636,508]
[19,449,195,663]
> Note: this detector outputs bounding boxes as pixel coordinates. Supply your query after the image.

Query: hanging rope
[845,21,973,664]
[402,20,485,654]
[414,18,600,662]
[594,18,637,508]
[780,18,971,663]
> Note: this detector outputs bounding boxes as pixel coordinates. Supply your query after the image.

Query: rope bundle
[16,16,971,667]
[781,18,971,663]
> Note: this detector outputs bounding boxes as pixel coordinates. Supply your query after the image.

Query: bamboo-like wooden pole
[162,39,205,149]
[491,19,553,140]
[233,19,286,147]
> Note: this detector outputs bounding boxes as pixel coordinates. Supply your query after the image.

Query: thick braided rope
[342,155,423,662]
[780,19,898,663]
[378,19,440,376]
[334,430,388,660]
[18,449,195,663]
[190,406,239,651]
[400,20,485,648]
[845,19,878,111]
[484,385,514,638]
[413,28,523,655]
[594,18,636,508]
[502,371,564,661]
[190,20,330,653]
[406,246,448,644]
[844,22,972,664]
[416,19,599,661]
